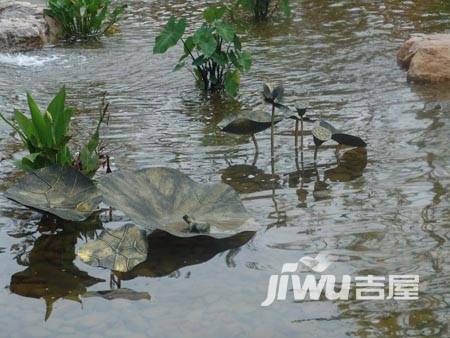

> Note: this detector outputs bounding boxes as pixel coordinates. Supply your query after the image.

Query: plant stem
[300,116,304,152]
[270,103,275,173]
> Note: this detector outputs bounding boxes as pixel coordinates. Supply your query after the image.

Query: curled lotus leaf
[218,110,284,135]
[262,83,284,103]
[98,167,254,238]
[77,223,148,272]
[4,165,101,221]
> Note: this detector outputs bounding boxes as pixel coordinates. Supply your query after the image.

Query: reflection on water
[116,229,254,280]
[9,216,104,320]
[0,0,449,337]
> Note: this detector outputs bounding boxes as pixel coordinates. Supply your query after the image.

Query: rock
[397,34,450,83]
[0,1,60,52]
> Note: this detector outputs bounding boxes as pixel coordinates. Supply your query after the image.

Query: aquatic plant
[262,83,284,169]
[44,0,127,41]
[235,0,291,21]
[153,5,252,97]
[0,87,108,176]
[218,110,284,164]
[5,165,102,221]
[311,120,367,161]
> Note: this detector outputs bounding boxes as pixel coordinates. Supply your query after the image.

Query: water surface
[0,1,449,337]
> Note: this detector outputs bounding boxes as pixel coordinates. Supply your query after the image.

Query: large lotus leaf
[77,223,148,273]
[98,167,254,238]
[4,165,102,221]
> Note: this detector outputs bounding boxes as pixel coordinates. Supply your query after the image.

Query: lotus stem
[314,146,318,162]
[300,116,304,152]
[294,119,299,150]
[270,103,275,173]
[251,134,259,154]
[251,134,259,166]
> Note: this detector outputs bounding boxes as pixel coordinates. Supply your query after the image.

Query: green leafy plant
[236,0,291,21]
[44,0,127,41]
[153,5,252,97]
[0,87,108,177]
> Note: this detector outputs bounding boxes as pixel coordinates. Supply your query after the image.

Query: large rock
[397,34,450,83]
[0,1,60,52]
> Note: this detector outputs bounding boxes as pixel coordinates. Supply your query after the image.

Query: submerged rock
[0,1,60,52]
[397,34,450,83]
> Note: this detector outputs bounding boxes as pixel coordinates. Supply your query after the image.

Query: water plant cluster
[0,88,108,177]
[45,0,127,41]
[153,1,291,96]
[154,5,252,96]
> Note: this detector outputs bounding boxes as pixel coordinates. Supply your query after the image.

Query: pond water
[0,0,449,337]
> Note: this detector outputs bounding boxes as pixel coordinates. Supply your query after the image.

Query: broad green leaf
[27,92,52,148]
[211,51,228,66]
[14,110,36,141]
[153,16,186,54]
[193,55,206,66]
[183,36,194,54]
[214,20,235,42]
[54,107,73,146]
[193,24,217,58]
[203,6,227,23]
[233,35,242,51]
[237,51,252,72]
[228,50,240,69]
[224,70,240,97]
[281,0,292,16]
[47,86,66,118]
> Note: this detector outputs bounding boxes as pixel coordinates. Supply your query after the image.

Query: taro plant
[236,0,291,21]
[153,5,252,97]
[44,0,127,41]
[0,87,108,177]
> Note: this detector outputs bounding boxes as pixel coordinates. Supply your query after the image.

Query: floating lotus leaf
[4,165,102,221]
[218,110,284,135]
[98,167,254,238]
[77,223,148,272]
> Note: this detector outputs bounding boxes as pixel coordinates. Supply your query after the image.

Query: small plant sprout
[311,120,367,162]
[153,5,252,97]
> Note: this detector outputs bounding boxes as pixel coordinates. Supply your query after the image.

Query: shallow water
[0,0,449,337]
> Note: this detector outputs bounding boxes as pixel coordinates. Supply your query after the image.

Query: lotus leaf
[218,110,284,135]
[98,167,254,238]
[77,223,148,272]
[4,165,102,221]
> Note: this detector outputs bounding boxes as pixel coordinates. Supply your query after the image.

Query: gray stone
[0,1,60,52]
